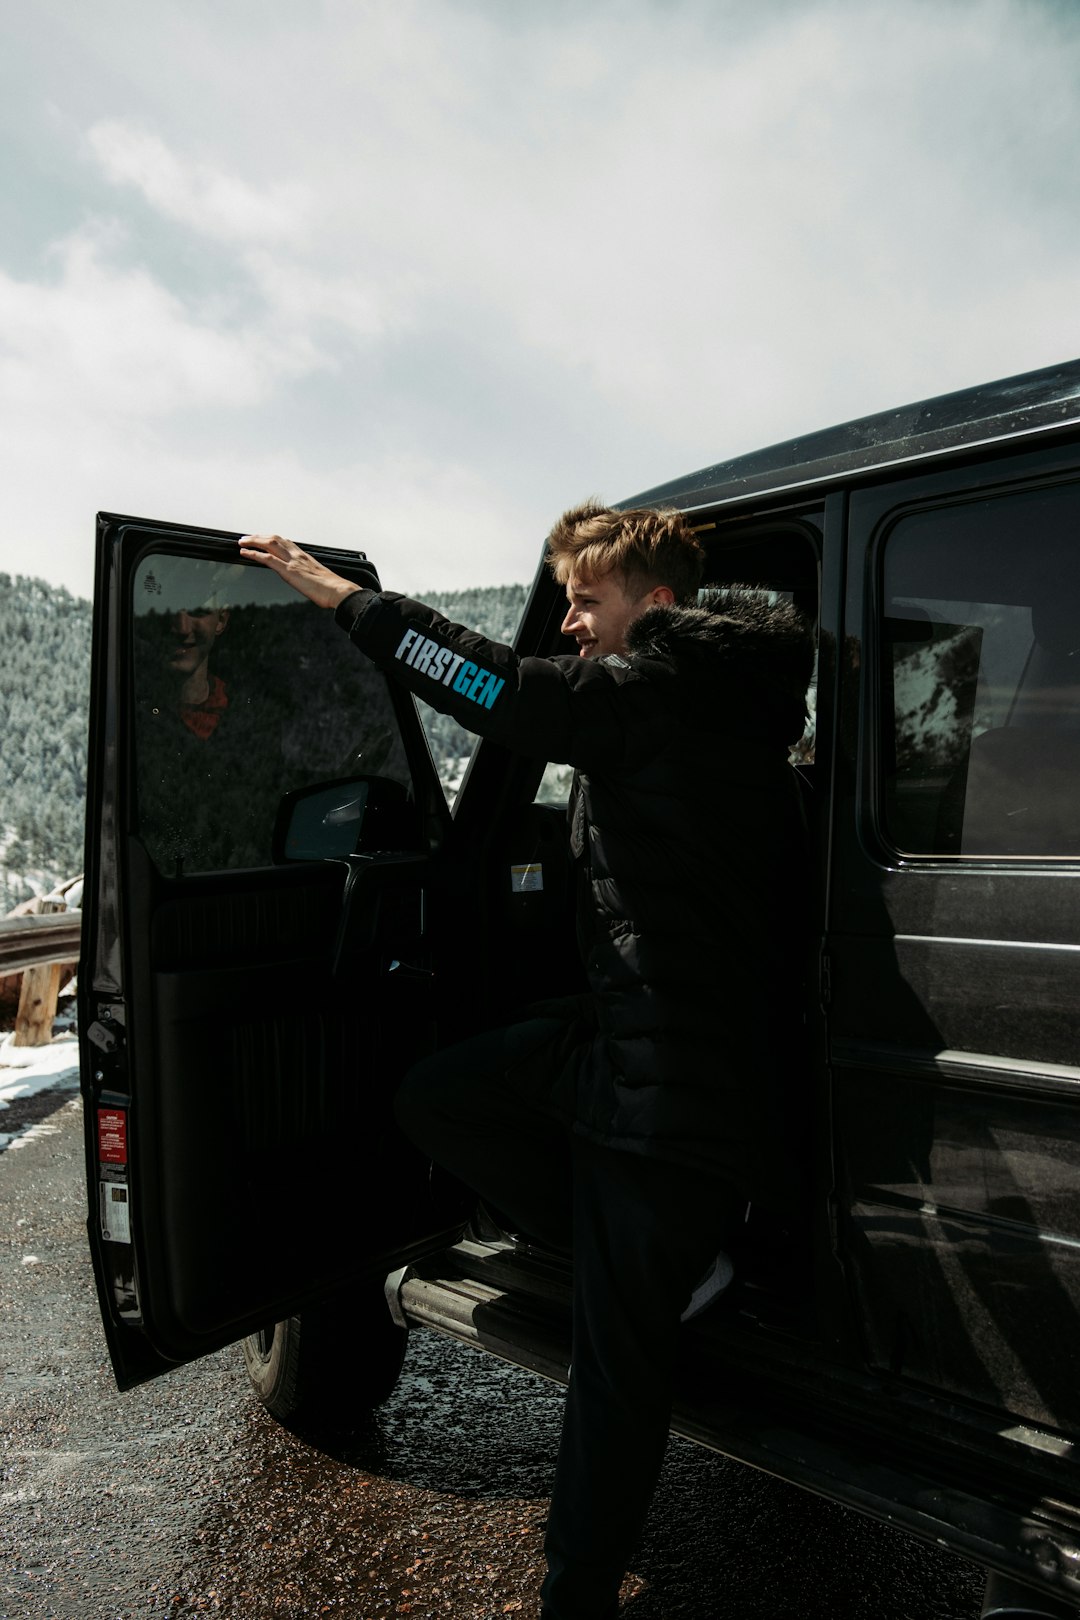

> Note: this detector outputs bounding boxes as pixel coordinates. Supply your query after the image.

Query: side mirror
[272,775,412,863]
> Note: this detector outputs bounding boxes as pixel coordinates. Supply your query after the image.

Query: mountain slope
[0,575,91,910]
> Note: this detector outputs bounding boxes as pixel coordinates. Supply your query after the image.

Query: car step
[386,1239,573,1386]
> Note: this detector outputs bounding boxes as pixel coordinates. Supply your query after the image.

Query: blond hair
[546,500,704,603]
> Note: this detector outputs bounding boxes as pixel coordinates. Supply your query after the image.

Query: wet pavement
[1,1090,988,1619]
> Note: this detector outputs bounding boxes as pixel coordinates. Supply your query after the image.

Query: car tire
[981,1570,1080,1618]
[241,1284,408,1425]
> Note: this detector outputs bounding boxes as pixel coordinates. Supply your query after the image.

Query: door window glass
[132,553,413,875]
[535,759,576,806]
[412,585,528,807]
[881,484,1080,857]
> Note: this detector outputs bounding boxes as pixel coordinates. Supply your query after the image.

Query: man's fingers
[236,533,354,610]
[238,533,292,559]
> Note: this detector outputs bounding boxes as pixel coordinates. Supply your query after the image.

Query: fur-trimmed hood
[625,590,814,742]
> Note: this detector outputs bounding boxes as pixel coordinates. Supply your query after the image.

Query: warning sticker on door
[510,863,544,893]
[98,1109,127,1166]
[100,1181,131,1245]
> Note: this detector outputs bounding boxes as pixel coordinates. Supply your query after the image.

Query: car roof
[621,357,1080,513]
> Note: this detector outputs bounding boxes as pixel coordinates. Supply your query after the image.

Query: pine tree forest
[0,573,529,912]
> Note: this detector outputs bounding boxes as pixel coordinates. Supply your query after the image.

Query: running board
[383,1248,1080,1612]
[386,1239,573,1386]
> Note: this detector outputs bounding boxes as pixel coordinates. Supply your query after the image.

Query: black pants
[394,1008,743,1620]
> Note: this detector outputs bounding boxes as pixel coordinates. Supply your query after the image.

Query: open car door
[80,515,468,1390]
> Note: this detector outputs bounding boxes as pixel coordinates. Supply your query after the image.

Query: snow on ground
[0,1023,80,1153]
[0,1033,81,1149]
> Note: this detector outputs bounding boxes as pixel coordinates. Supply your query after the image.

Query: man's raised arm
[238,532,616,767]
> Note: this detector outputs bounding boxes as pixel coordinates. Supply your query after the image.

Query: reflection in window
[535,760,575,807]
[132,554,412,875]
[882,486,1080,857]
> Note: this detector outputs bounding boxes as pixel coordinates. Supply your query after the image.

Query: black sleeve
[334,588,659,769]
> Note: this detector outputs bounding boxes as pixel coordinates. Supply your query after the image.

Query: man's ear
[650,585,675,607]
[215,609,231,636]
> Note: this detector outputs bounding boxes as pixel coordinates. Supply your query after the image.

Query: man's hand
[237,534,360,611]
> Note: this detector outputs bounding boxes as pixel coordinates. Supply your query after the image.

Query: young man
[240,505,814,1619]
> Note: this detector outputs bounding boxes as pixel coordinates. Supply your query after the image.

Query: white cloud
[369,0,1080,449]
[83,116,406,349]
[0,226,319,419]
[139,0,1074,458]
[239,249,395,343]
[84,119,309,246]
[2,0,1080,599]
[0,397,538,597]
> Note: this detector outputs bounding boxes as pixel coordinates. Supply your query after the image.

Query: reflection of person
[163,603,231,738]
[241,509,814,1620]
[135,565,265,872]
[136,562,234,727]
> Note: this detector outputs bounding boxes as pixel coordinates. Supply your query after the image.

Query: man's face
[560,570,668,659]
[166,607,229,677]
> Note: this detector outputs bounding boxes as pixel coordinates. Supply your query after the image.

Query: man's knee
[395,1016,575,1157]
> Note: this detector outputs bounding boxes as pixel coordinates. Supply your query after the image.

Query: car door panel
[81,515,466,1389]
[828,450,1080,1439]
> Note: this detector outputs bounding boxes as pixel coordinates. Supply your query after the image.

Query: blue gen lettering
[394,636,504,710]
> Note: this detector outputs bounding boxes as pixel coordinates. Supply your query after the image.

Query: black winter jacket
[336,587,814,1208]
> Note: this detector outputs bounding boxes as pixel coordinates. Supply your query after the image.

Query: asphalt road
[1,1088,988,1620]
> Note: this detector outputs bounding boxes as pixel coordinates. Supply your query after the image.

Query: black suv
[81,358,1080,1619]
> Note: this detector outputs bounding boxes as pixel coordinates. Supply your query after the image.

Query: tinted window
[131,553,412,875]
[881,484,1080,857]
[413,585,528,807]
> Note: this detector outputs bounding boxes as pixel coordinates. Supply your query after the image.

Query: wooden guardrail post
[13,897,66,1048]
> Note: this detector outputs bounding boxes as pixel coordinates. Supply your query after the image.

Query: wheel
[981,1571,1080,1618]
[241,1282,408,1426]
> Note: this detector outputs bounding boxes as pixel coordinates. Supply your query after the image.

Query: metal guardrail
[0,914,82,976]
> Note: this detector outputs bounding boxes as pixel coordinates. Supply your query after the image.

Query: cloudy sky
[2,0,1078,598]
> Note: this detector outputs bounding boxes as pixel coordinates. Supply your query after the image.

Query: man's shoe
[680,1251,735,1322]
